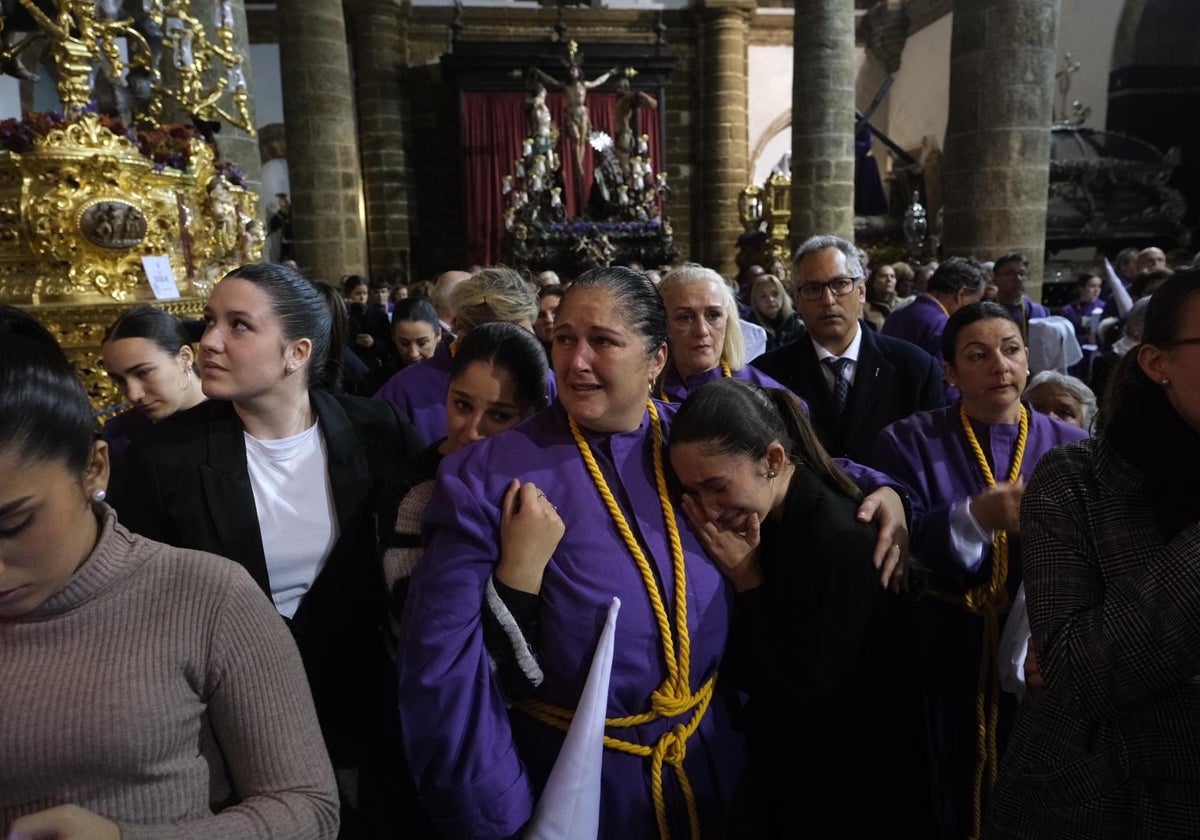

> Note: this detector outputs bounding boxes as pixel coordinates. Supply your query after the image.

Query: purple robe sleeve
[373,359,452,445]
[873,412,974,589]
[874,407,1090,592]
[398,467,534,838]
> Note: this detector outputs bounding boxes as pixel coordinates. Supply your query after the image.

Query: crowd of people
[3,236,1199,840]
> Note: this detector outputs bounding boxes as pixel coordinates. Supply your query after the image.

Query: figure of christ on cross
[532,51,618,212]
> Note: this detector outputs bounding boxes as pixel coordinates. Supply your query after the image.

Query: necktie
[824,357,852,415]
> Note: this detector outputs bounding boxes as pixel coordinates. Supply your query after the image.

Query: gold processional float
[0,0,260,411]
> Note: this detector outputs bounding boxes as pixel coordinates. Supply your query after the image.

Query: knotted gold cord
[519,400,714,840]
[958,403,1027,840]
[659,360,731,403]
[448,338,460,358]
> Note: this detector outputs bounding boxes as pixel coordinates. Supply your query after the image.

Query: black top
[726,466,929,835]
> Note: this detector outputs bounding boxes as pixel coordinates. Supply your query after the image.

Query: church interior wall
[239,0,1194,282]
[1057,0,1123,130]
[885,11,950,157]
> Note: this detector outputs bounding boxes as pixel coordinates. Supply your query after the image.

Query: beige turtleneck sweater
[0,506,339,839]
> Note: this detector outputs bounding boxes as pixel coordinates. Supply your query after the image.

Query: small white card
[142,255,180,300]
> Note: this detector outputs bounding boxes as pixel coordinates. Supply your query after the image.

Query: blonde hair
[658,263,747,371]
[750,274,795,323]
[449,266,539,334]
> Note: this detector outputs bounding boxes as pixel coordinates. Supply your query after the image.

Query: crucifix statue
[532,40,618,211]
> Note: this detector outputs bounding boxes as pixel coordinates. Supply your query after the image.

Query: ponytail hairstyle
[670,378,861,501]
[451,321,549,414]
[563,265,668,359]
[448,266,539,334]
[0,305,95,473]
[219,263,344,391]
[392,296,441,336]
[103,305,198,372]
[941,301,1021,364]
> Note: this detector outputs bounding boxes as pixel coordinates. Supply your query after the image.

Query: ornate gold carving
[79,200,149,248]
[0,115,258,306]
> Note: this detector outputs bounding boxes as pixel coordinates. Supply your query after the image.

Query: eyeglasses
[1156,337,1200,348]
[794,276,862,302]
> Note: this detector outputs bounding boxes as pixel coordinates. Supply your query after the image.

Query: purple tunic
[398,401,745,839]
[1059,300,1104,347]
[374,341,558,446]
[659,363,808,414]
[874,402,1088,591]
[873,403,1087,835]
[880,295,947,361]
[372,341,455,445]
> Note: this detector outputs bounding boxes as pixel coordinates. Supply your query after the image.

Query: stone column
[189,0,262,202]
[790,0,856,246]
[942,0,1061,296]
[278,0,367,281]
[348,0,411,281]
[699,0,755,277]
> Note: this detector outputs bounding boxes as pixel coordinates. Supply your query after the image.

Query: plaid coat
[985,438,1200,838]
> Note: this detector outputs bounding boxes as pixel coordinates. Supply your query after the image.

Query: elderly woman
[0,307,338,839]
[987,268,1200,838]
[1024,370,1097,431]
[656,263,794,403]
[875,302,1089,840]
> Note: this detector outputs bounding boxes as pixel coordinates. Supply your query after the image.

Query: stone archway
[750,109,791,184]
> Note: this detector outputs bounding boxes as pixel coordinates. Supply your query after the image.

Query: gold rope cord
[957,402,1028,840]
[518,400,713,839]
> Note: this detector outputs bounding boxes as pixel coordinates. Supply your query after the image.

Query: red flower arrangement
[0,105,208,175]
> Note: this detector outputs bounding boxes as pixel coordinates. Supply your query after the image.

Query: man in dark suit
[752,234,945,468]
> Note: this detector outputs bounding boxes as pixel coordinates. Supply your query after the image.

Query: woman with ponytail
[111,263,423,838]
[668,377,926,836]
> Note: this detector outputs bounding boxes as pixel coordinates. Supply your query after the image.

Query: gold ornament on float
[0,0,261,411]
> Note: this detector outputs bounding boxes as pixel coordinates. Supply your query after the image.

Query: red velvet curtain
[461,90,662,268]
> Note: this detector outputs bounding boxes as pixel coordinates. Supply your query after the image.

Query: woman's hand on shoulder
[497,479,564,594]
[681,493,764,592]
[6,805,120,840]
[856,487,910,592]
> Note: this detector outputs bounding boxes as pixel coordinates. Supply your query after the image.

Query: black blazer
[751,322,945,467]
[112,390,423,763]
